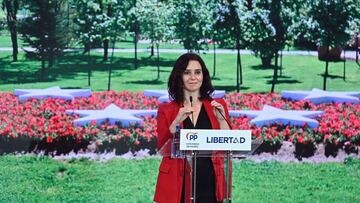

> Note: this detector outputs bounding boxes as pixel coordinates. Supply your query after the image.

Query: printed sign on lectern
[179,129,251,151]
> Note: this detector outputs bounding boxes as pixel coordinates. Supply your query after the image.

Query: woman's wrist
[172,118,180,126]
[169,119,180,134]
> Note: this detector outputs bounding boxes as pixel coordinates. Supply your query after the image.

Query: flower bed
[228,93,360,158]
[0,91,359,158]
[0,91,158,155]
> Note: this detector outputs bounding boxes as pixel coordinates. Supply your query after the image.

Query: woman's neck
[183,91,200,105]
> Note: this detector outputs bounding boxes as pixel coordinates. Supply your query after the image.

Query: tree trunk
[271,53,279,93]
[322,46,330,90]
[4,0,19,62]
[103,3,113,61]
[156,43,160,79]
[236,40,240,92]
[279,50,283,76]
[40,49,46,80]
[134,33,138,69]
[103,39,109,61]
[133,0,139,69]
[236,39,243,92]
[48,54,54,68]
[213,41,216,77]
[41,60,46,80]
[261,57,272,66]
[9,26,18,62]
[323,61,328,90]
[150,43,154,57]
[238,42,243,85]
[108,38,116,91]
[84,43,91,54]
[88,49,91,87]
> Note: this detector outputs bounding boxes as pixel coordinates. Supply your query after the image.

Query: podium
[158,129,261,203]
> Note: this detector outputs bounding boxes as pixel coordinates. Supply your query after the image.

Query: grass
[0,155,359,202]
[0,51,359,93]
[233,159,360,202]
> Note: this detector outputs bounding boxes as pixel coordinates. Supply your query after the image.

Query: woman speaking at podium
[154,53,232,203]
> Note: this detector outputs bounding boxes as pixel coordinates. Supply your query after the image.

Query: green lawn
[0,156,359,202]
[0,51,359,93]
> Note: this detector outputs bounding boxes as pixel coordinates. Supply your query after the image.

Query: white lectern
[159,129,261,203]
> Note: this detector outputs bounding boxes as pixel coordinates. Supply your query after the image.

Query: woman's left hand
[211,100,225,121]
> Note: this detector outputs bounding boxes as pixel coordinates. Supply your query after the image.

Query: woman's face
[182,60,203,93]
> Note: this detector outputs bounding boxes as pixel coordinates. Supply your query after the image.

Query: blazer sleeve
[156,104,172,150]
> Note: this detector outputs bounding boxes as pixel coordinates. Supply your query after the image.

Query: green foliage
[306,0,360,47]
[137,0,175,44]
[286,0,317,49]
[174,0,214,51]
[19,0,71,69]
[1,0,20,61]
[73,0,126,52]
[125,0,139,35]
[214,0,245,48]
[73,0,103,50]
[243,0,292,65]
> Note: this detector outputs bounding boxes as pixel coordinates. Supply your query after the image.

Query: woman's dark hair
[168,53,214,103]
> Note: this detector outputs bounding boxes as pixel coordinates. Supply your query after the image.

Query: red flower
[46,136,53,143]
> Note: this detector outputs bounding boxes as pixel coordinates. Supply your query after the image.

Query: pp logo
[186,132,198,141]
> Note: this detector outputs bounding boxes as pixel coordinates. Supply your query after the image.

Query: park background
[0,0,360,202]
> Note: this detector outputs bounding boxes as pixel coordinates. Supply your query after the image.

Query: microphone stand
[189,96,197,203]
[215,108,233,130]
[189,96,194,126]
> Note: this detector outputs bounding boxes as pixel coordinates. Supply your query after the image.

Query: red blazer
[154,98,232,203]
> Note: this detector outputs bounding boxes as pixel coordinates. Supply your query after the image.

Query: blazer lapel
[203,99,220,129]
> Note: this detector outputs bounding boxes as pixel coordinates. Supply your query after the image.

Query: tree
[106,1,126,90]
[287,0,316,50]
[96,0,124,61]
[174,0,212,52]
[19,0,70,79]
[74,0,114,60]
[73,0,101,86]
[203,0,220,78]
[126,0,140,69]
[243,0,292,92]
[137,0,175,79]
[2,0,19,61]
[305,0,360,90]
[215,0,246,92]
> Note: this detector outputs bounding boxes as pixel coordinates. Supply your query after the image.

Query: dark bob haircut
[168,53,214,103]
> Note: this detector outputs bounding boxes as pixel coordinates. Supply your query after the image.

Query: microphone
[189,96,194,125]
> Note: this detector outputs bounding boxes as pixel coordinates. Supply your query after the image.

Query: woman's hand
[169,105,194,134]
[211,100,226,121]
[175,106,195,123]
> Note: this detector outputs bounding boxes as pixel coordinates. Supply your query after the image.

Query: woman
[154,53,232,203]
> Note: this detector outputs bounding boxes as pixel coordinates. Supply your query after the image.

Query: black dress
[180,105,222,203]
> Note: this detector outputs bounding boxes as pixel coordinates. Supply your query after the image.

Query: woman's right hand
[175,106,195,123]
[169,105,194,134]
